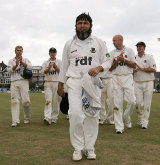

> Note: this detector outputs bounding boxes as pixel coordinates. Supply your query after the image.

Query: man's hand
[117,52,124,62]
[57,82,65,97]
[134,64,156,73]
[44,62,53,74]
[18,56,27,68]
[137,65,143,71]
[134,67,139,73]
[19,56,22,63]
[52,62,57,69]
[88,66,104,77]
[134,64,145,73]
[16,58,20,66]
[134,64,142,72]
[52,62,60,72]
[13,57,20,70]
[49,62,53,69]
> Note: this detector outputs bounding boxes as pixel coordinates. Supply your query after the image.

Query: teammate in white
[7,45,32,127]
[109,35,136,134]
[41,47,61,125]
[99,67,114,125]
[57,13,111,161]
[134,42,156,129]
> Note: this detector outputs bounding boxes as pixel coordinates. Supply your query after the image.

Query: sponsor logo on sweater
[90,48,96,53]
[48,70,56,75]
[75,56,92,66]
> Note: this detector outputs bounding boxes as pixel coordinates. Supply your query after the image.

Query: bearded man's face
[76,20,92,40]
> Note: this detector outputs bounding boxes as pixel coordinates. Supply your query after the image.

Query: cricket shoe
[142,124,148,129]
[108,120,115,125]
[116,129,124,134]
[66,115,69,120]
[99,119,107,125]
[137,120,142,126]
[11,123,17,127]
[24,120,30,124]
[43,118,51,125]
[51,119,57,124]
[126,122,132,128]
[73,150,82,161]
[84,149,96,160]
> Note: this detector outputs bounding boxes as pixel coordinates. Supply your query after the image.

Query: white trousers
[44,81,59,121]
[66,78,99,151]
[99,78,114,122]
[135,81,153,127]
[10,80,31,124]
[113,74,136,131]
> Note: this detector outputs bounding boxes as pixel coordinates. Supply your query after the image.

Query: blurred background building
[0,61,160,92]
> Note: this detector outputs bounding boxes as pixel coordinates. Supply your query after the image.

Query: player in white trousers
[99,70,114,125]
[109,35,136,134]
[41,47,61,125]
[7,45,32,127]
[134,42,156,129]
[57,13,111,161]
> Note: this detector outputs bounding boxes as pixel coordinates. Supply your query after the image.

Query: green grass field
[0,93,160,165]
